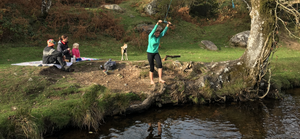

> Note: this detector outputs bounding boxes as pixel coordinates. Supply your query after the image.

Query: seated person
[57,35,72,62]
[43,39,72,72]
[72,43,82,61]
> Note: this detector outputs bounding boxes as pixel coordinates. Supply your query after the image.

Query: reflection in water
[47,88,300,139]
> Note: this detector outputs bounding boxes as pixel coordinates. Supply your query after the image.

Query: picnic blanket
[11,57,100,69]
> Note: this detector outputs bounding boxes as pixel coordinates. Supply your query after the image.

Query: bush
[0,0,125,43]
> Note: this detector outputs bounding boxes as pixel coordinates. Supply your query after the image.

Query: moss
[216,78,246,96]
[178,82,185,92]
[200,80,214,99]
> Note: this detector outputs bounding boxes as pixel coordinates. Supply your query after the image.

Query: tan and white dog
[121,43,128,61]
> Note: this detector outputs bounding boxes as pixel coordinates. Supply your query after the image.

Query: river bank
[46,88,300,139]
[0,54,300,138]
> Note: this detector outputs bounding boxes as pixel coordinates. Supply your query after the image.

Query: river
[47,88,300,139]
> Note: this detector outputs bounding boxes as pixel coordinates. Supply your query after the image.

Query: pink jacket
[72,48,80,58]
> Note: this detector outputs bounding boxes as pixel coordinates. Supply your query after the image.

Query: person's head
[73,43,79,49]
[47,39,56,47]
[154,30,161,38]
[59,35,68,42]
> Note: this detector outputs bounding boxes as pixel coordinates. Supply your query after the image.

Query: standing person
[72,43,82,61]
[147,20,171,85]
[43,39,72,72]
[57,35,72,62]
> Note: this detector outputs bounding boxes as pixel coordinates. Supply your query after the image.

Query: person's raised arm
[160,21,172,37]
[149,20,162,37]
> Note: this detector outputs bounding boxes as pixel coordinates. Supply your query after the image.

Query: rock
[229,31,250,48]
[11,106,17,111]
[124,83,127,86]
[28,78,33,82]
[173,60,182,68]
[201,40,218,51]
[145,0,157,15]
[136,24,163,34]
[13,73,17,76]
[101,4,122,11]
[157,102,162,107]
[129,14,135,18]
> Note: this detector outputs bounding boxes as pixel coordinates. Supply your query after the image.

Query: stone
[173,60,182,68]
[124,83,127,86]
[11,106,17,111]
[129,14,135,18]
[28,78,33,82]
[101,4,122,11]
[229,31,250,48]
[145,0,157,15]
[201,40,218,51]
[13,73,17,76]
[136,24,163,34]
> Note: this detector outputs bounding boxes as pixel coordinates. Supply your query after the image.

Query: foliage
[3,107,40,139]
[71,85,105,131]
[0,0,125,43]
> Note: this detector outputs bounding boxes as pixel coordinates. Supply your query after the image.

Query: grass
[1,0,300,138]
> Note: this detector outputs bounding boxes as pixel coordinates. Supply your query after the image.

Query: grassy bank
[1,1,300,138]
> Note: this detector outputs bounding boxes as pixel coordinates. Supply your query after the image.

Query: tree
[41,0,52,17]
[129,0,300,111]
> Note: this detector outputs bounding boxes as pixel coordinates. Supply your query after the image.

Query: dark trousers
[65,54,72,62]
[147,53,162,72]
[47,55,66,68]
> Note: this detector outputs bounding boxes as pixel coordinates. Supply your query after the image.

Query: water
[47,88,300,139]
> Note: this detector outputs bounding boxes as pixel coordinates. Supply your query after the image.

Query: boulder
[229,31,250,48]
[101,4,122,11]
[136,24,163,34]
[145,0,157,15]
[201,40,218,51]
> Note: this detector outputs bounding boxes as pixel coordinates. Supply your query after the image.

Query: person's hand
[67,48,70,51]
[158,20,162,24]
[167,21,172,27]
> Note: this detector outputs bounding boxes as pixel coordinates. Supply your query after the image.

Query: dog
[121,43,128,61]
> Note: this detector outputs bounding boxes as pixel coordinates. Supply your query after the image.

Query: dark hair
[155,30,162,33]
[59,35,68,41]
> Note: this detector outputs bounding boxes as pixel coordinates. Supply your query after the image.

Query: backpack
[104,59,116,70]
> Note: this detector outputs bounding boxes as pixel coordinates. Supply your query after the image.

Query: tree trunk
[41,0,52,18]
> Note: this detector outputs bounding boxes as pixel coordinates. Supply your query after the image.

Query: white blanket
[11,57,100,69]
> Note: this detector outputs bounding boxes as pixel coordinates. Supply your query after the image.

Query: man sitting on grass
[43,39,73,72]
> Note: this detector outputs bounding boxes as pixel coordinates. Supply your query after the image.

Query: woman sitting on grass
[147,20,171,85]
[42,39,72,72]
[57,35,72,62]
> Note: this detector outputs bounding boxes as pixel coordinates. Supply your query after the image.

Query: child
[72,43,82,61]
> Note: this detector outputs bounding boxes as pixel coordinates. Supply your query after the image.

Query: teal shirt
[147,24,168,53]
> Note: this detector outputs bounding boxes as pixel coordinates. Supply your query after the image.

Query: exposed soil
[39,60,190,95]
